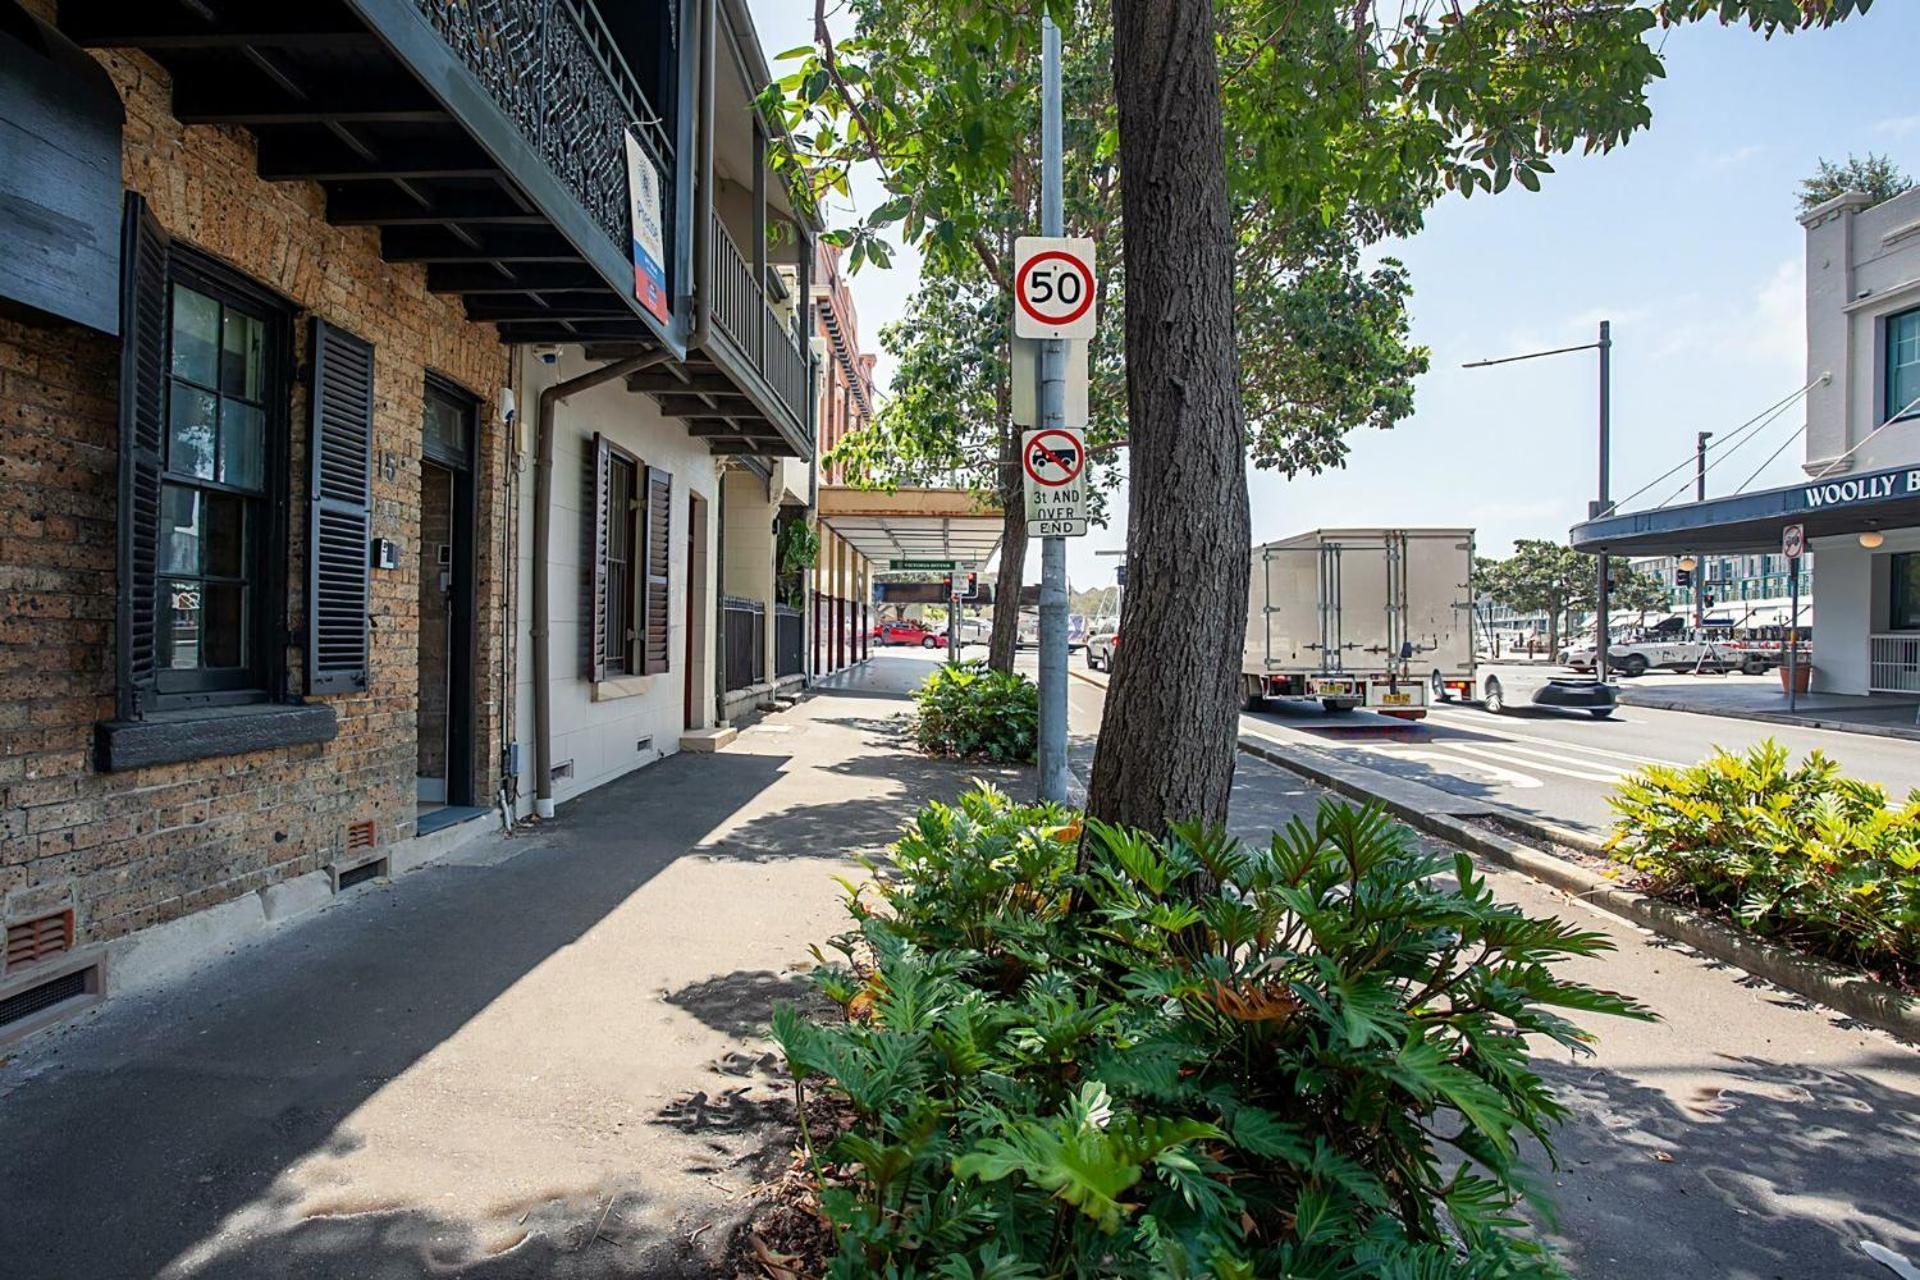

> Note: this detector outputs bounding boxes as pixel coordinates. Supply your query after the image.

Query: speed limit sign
[1013,236,1097,340]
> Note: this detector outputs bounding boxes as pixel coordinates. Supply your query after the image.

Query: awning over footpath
[817,486,1005,569]
[1571,462,1920,555]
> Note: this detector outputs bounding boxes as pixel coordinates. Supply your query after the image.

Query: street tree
[1798,152,1912,212]
[1612,562,1674,627]
[777,1,1425,675]
[774,0,1872,832]
[1476,543,1665,656]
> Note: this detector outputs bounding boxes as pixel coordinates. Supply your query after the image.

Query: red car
[874,620,948,649]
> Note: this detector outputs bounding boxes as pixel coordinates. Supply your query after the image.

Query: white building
[1573,184,1920,697]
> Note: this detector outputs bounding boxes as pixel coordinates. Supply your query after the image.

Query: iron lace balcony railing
[414,0,673,259]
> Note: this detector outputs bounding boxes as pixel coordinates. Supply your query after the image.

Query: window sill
[591,675,657,702]
[94,703,337,773]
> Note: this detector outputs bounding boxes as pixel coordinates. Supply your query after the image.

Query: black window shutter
[115,194,169,721]
[643,467,672,675]
[587,433,610,682]
[307,319,374,694]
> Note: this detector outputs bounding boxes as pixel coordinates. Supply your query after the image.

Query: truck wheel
[1620,654,1649,678]
[1743,656,1767,676]
[1589,708,1614,719]
[1484,677,1506,714]
[1430,671,1452,702]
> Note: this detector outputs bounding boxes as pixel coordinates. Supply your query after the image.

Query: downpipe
[531,351,672,817]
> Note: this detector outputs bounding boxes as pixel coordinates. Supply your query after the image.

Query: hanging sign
[1013,237,1097,340]
[1023,427,1089,537]
[624,131,670,324]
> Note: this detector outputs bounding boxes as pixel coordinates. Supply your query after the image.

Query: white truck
[1241,528,1474,721]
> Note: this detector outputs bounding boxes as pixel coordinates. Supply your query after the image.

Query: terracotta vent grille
[6,910,73,973]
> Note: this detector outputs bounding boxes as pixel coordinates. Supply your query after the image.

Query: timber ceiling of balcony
[59,0,674,352]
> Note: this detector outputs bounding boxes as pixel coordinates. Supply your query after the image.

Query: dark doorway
[417,379,477,823]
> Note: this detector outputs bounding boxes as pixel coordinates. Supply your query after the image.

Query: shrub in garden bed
[912,662,1039,762]
[772,785,1648,1277]
[1608,740,1920,982]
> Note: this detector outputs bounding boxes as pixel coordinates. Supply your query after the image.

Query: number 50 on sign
[1013,237,1097,341]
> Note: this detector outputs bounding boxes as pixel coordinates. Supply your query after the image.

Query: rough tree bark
[1086,0,1249,833]
[987,365,1027,673]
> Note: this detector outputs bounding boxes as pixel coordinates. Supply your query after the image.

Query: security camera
[533,343,562,365]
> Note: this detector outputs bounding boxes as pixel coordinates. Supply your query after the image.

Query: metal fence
[1870,633,1920,694]
[723,596,765,692]
[775,604,804,678]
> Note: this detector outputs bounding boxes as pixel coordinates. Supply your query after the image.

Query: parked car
[1563,633,1766,677]
[1085,623,1120,672]
[874,620,948,649]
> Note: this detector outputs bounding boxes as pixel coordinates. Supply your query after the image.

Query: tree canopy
[1797,152,1913,212]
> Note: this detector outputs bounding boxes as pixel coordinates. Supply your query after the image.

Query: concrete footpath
[0,659,1018,1279]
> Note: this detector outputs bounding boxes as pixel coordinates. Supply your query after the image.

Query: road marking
[1243,728,1545,789]
[1440,741,1623,783]
[1425,706,1689,769]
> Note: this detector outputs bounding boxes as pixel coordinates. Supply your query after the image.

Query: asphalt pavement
[1241,670,1920,835]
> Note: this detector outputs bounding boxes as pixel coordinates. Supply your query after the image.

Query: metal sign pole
[1035,13,1070,804]
[1787,558,1801,714]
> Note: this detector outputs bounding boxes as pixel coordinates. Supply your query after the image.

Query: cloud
[1709,144,1765,169]
[1651,257,1803,371]
[1874,114,1920,138]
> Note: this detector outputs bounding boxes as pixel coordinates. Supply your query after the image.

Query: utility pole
[1695,430,1712,629]
[1034,13,1070,804]
[1464,319,1613,678]
[1594,320,1612,679]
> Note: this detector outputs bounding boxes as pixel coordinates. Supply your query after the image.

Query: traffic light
[1675,569,1693,587]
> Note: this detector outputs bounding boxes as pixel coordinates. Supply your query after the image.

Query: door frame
[422,375,478,808]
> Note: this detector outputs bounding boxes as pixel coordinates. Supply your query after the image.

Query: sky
[744,1,1920,588]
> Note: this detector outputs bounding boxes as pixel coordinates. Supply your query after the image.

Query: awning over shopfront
[1571,462,1920,554]
[818,486,1005,569]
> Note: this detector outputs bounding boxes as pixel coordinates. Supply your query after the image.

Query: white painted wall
[1809,526,1920,694]
[512,348,722,810]
[1801,186,1920,476]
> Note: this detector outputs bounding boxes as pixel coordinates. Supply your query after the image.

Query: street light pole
[1596,320,1612,679]
[1464,319,1613,677]
[1034,13,1070,804]
[1695,430,1712,630]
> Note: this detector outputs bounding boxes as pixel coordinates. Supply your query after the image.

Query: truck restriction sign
[1013,237,1097,340]
[1782,523,1805,560]
[1023,427,1089,537]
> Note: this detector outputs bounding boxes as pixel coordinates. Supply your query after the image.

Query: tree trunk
[1087,0,1248,834]
[987,371,1025,672]
[1547,607,1561,662]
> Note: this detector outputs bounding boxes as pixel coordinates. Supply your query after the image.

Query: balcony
[65,0,814,459]
[63,0,684,352]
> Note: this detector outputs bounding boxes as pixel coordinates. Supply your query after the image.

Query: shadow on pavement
[1535,1053,1920,1276]
[0,747,803,1278]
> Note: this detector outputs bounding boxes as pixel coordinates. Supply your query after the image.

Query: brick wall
[0,33,508,952]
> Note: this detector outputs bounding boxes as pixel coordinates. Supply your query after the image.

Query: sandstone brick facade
[0,26,508,952]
